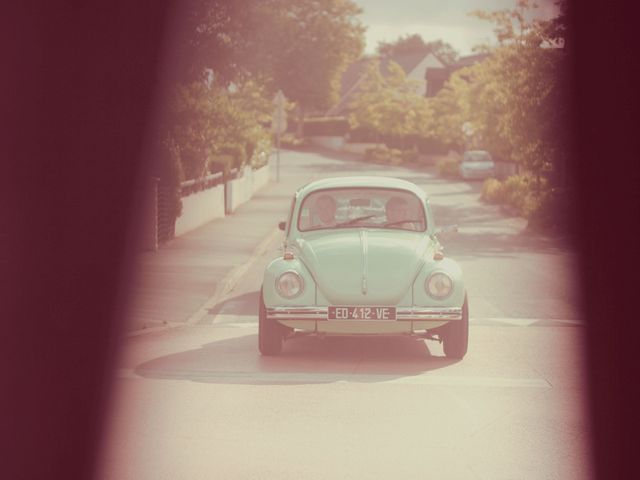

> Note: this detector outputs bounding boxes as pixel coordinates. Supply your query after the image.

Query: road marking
[471,317,582,326]
[114,368,551,388]
[474,318,538,326]
[209,317,582,328]
[185,227,281,326]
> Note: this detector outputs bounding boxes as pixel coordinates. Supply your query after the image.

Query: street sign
[273,90,286,109]
[271,89,287,134]
[271,107,287,135]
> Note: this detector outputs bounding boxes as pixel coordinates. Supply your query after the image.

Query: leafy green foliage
[436,158,460,178]
[166,79,272,180]
[160,0,365,187]
[428,0,568,186]
[303,117,350,136]
[266,0,365,115]
[348,60,432,143]
[364,145,402,165]
[481,174,549,218]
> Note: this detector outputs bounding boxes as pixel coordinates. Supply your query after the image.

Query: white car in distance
[459,150,496,180]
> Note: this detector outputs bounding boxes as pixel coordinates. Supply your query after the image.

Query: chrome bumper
[266,306,462,321]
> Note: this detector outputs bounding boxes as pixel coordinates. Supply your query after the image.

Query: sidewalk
[125,157,312,334]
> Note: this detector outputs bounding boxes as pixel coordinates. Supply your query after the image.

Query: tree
[168,0,256,84]
[349,60,432,147]
[166,78,272,180]
[167,0,365,137]
[429,0,568,185]
[261,0,365,136]
[426,71,468,150]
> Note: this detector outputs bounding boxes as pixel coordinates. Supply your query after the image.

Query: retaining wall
[342,142,378,155]
[308,135,345,150]
[174,184,226,237]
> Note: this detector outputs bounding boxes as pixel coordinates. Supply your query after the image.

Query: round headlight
[425,272,453,299]
[275,271,304,298]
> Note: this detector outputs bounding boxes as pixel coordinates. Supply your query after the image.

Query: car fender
[412,257,465,307]
[262,256,317,307]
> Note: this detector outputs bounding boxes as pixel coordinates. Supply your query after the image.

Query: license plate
[328,306,396,320]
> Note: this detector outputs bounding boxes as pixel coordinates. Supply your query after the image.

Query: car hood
[294,230,432,305]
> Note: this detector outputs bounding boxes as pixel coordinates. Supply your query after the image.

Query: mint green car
[259,176,468,358]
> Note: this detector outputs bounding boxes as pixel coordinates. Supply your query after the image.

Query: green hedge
[386,135,450,155]
[481,174,549,218]
[363,145,419,165]
[436,158,460,178]
[348,129,450,155]
[303,117,349,136]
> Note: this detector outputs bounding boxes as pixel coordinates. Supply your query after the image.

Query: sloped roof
[450,52,491,70]
[381,51,429,76]
[326,57,377,117]
[337,57,373,102]
[425,52,491,80]
[326,50,440,116]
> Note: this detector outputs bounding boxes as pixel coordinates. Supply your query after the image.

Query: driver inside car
[385,196,416,230]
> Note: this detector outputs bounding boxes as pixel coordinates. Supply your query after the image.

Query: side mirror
[278,221,287,231]
[435,224,458,239]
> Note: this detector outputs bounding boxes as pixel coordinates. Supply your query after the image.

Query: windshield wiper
[335,215,377,227]
[384,219,421,227]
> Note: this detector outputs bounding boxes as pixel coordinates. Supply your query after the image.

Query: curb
[185,226,281,326]
[125,226,281,337]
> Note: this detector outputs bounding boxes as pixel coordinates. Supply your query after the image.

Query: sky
[353,0,560,56]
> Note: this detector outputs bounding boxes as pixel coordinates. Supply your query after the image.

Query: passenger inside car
[309,194,337,227]
[385,196,416,230]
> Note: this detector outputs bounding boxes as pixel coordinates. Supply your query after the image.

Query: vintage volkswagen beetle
[259,176,468,358]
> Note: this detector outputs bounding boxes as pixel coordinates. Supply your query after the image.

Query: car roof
[296,176,427,201]
[464,150,491,155]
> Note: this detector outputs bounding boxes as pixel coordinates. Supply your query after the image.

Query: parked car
[259,176,468,358]
[459,150,496,180]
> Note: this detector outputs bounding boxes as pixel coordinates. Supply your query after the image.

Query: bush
[400,147,419,163]
[208,154,234,175]
[279,132,308,148]
[348,126,378,142]
[250,136,272,169]
[436,158,460,178]
[481,174,550,219]
[414,136,450,155]
[527,188,573,233]
[364,145,403,165]
[481,178,506,203]
[502,175,532,211]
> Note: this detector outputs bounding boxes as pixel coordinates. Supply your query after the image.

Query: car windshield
[463,151,492,162]
[297,187,426,232]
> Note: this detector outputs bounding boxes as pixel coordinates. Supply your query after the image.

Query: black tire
[258,287,283,356]
[443,294,469,359]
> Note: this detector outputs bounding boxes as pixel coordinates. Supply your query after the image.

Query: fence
[146,163,271,250]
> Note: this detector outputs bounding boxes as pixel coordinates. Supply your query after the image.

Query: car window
[298,188,426,232]
[463,151,492,162]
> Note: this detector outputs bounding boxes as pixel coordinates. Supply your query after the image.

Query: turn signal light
[433,251,444,260]
[283,251,295,260]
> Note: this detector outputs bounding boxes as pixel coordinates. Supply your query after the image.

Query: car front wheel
[442,294,469,359]
[258,287,283,356]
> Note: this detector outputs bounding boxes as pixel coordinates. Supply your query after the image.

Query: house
[425,52,491,97]
[325,50,446,117]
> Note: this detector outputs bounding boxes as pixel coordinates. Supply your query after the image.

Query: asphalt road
[98,149,591,480]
